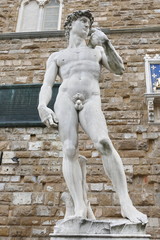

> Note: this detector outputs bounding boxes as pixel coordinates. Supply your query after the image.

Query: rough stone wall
[0,0,160,33]
[0,31,160,240]
[0,0,160,240]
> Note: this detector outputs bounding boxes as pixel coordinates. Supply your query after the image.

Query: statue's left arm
[90,29,125,75]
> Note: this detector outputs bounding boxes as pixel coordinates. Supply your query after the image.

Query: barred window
[16,0,63,32]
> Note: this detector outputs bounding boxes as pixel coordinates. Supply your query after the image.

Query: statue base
[50,218,151,240]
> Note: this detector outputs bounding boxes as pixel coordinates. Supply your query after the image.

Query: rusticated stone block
[96,193,112,206]
[12,206,36,217]
[151,165,160,175]
[87,175,107,183]
[142,133,159,140]
[148,217,159,227]
[24,176,37,183]
[32,165,45,175]
[15,151,31,158]
[10,176,20,182]
[0,227,9,236]
[148,206,160,218]
[0,141,9,150]
[137,141,149,151]
[36,206,51,217]
[10,226,31,237]
[28,141,43,151]
[120,150,146,158]
[36,206,57,217]
[13,192,32,205]
[32,193,44,204]
[8,217,21,225]
[0,206,9,216]
[117,140,137,150]
[16,166,33,176]
[0,193,12,203]
[45,166,62,175]
[47,192,60,205]
[5,183,24,192]
[38,176,62,183]
[0,183,5,191]
[32,227,50,236]
[102,206,121,218]
[0,217,7,225]
[0,166,16,175]
[130,193,155,206]
[87,165,105,175]
[90,183,104,192]
[11,141,28,151]
[21,217,41,225]
[148,175,160,183]
[133,165,151,176]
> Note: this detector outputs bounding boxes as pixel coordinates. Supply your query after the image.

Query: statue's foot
[121,204,148,224]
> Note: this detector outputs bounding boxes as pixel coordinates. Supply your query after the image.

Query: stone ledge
[0,26,160,40]
[50,234,151,240]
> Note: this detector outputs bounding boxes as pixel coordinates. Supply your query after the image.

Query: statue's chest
[57,48,99,67]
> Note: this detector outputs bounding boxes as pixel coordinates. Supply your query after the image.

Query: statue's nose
[84,22,89,28]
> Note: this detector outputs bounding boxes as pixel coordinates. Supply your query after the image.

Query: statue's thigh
[54,96,79,143]
[79,100,109,142]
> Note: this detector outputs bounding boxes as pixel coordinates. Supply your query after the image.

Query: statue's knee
[96,138,112,155]
[63,143,77,159]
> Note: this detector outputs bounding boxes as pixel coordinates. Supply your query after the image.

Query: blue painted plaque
[150,63,160,90]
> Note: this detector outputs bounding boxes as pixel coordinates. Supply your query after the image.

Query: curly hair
[64,10,94,38]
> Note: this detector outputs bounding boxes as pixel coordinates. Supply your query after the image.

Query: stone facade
[1,0,160,32]
[0,0,160,239]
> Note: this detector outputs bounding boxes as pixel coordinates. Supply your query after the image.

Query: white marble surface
[53,217,147,235]
[50,218,151,240]
[50,235,150,240]
[38,10,148,224]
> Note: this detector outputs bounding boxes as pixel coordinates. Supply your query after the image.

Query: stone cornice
[0,26,160,40]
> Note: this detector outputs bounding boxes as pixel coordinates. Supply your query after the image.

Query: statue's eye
[81,18,87,23]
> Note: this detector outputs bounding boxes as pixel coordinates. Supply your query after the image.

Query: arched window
[16,0,63,32]
[42,0,60,31]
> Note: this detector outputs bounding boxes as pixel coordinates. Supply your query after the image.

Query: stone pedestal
[50,218,151,240]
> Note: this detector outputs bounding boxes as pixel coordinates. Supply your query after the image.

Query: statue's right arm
[38,53,59,128]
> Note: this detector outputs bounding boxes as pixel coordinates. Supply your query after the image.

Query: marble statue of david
[38,10,147,224]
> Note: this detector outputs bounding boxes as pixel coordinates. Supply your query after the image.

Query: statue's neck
[68,33,87,48]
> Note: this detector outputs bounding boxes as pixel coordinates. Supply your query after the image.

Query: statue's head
[64,10,94,38]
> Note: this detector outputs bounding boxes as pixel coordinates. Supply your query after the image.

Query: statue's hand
[38,105,58,128]
[90,28,109,47]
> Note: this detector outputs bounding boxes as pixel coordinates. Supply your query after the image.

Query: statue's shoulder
[47,49,68,63]
[95,45,104,53]
[89,45,104,55]
[47,52,59,63]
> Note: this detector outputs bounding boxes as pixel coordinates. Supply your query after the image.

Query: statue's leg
[79,96,148,223]
[54,96,87,218]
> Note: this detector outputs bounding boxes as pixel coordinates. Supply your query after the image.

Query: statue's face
[71,16,90,38]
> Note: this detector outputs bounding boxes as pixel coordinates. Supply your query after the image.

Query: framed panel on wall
[0,83,60,127]
[144,54,160,123]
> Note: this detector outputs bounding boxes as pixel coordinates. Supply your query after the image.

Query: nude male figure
[38,10,148,224]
